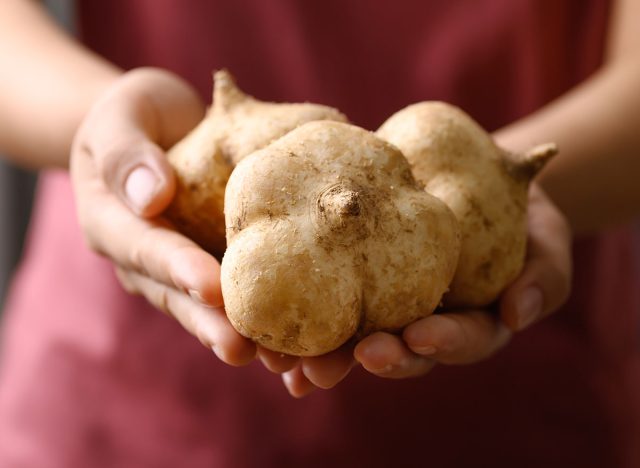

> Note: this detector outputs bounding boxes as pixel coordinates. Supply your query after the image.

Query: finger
[101,137,176,218]
[282,364,317,398]
[301,345,355,389]
[500,184,573,331]
[354,332,436,379]
[74,69,205,217]
[257,347,300,374]
[116,267,256,366]
[403,310,512,365]
[73,150,221,304]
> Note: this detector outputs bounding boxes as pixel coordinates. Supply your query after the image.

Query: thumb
[100,135,175,218]
[500,185,573,331]
[75,68,204,217]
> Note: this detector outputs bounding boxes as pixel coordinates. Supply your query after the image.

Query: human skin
[0,0,637,397]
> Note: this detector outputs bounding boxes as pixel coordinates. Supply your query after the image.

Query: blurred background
[0,0,75,315]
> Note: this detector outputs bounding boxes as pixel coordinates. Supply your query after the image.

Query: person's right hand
[70,68,260,366]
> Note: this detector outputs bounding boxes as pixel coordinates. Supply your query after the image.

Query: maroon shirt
[2,1,640,467]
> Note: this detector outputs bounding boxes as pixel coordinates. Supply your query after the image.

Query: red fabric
[2,1,640,467]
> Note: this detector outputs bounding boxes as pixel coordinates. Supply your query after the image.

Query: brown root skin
[163,70,348,258]
[377,101,557,308]
[221,121,460,356]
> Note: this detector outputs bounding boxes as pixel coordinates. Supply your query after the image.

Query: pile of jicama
[164,71,556,356]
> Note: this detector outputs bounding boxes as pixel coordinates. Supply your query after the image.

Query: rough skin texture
[164,70,347,258]
[377,102,556,308]
[221,121,460,356]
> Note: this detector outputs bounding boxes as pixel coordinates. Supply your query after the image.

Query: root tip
[212,69,247,108]
[502,142,558,183]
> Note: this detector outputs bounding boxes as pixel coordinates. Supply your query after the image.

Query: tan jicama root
[164,70,347,257]
[377,102,557,308]
[221,121,460,356]
[162,71,558,355]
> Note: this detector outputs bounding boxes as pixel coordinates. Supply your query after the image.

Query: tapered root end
[212,69,249,110]
[503,142,558,183]
[523,142,558,175]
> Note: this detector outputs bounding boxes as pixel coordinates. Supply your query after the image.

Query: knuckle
[159,288,170,313]
[436,315,466,353]
[192,309,218,349]
[98,138,142,186]
[115,268,138,295]
[128,238,145,272]
[77,215,106,256]
[86,236,105,257]
[128,227,154,274]
[150,284,171,315]
[547,263,572,302]
[535,261,572,315]
[551,213,573,247]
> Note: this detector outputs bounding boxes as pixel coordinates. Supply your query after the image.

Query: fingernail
[516,286,543,330]
[371,363,394,374]
[371,358,413,374]
[125,166,158,212]
[189,288,206,304]
[412,345,437,356]
[282,372,294,389]
[211,344,224,361]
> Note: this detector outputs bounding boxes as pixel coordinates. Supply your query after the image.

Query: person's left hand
[281,183,572,397]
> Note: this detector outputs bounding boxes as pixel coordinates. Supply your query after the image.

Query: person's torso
[3,1,640,467]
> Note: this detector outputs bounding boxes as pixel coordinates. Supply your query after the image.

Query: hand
[282,183,572,395]
[356,183,572,377]
[280,345,355,398]
[70,68,257,366]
